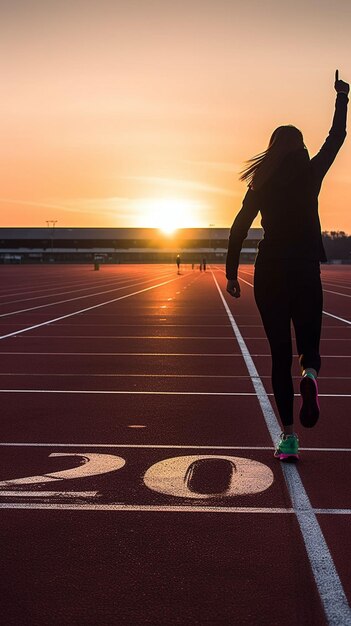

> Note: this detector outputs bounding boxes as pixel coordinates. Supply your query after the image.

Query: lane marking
[0,389,259,395]
[12,334,351,340]
[0,389,349,398]
[1,352,350,359]
[0,443,279,449]
[0,275,185,341]
[322,281,351,292]
[0,274,152,306]
[0,443,350,452]
[10,335,236,340]
[315,509,351,515]
[0,271,173,319]
[322,310,351,325]
[0,352,245,356]
[0,491,98,498]
[0,503,296,512]
[1,324,236,328]
[0,373,349,380]
[212,271,351,626]
[0,266,159,297]
[1,318,348,330]
[0,502,349,513]
[235,338,351,341]
[0,501,349,514]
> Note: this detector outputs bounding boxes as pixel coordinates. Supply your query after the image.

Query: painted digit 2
[0,453,125,487]
[143,455,273,499]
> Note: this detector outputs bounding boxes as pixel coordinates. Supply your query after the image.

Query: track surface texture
[0,263,350,626]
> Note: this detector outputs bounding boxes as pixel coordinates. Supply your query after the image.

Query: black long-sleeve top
[226,93,349,280]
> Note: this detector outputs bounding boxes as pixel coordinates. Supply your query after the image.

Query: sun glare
[139,197,202,234]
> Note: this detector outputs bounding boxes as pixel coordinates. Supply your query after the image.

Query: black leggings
[254,262,323,427]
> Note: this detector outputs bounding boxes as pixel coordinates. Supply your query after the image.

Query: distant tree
[322,231,351,260]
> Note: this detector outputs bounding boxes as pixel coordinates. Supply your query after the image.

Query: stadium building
[0,227,263,265]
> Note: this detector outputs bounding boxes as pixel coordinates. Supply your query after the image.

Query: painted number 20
[0,453,274,498]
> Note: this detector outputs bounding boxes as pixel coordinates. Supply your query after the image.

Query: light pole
[46,220,57,261]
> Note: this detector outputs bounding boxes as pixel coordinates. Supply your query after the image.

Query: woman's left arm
[226,188,259,297]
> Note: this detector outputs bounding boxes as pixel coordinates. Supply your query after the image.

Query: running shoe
[299,373,320,428]
[274,433,299,461]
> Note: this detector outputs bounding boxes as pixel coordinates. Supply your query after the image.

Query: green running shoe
[274,433,299,461]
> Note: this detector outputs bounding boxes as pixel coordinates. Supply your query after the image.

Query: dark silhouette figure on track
[226,70,349,461]
[176,254,181,274]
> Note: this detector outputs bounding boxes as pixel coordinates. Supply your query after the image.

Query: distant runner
[226,70,349,461]
[176,255,181,274]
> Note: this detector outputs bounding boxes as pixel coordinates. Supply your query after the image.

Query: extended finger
[335,69,339,82]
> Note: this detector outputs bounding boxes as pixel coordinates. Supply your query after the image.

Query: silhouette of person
[176,254,181,274]
[226,70,349,461]
[202,258,207,271]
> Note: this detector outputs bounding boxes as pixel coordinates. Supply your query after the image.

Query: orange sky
[0,0,350,232]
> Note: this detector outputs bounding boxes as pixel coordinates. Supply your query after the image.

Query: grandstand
[0,227,263,264]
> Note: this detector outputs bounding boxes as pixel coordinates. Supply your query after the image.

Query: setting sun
[136,198,205,234]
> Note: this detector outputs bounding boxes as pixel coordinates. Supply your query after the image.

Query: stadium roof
[0,227,263,240]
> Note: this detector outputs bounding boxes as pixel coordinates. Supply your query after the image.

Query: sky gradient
[0,0,350,232]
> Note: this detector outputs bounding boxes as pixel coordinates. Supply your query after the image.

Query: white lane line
[212,271,351,626]
[315,509,351,515]
[0,373,350,380]
[234,269,351,326]
[0,389,258,395]
[0,348,350,358]
[0,389,349,397]
[0,352,244,356]
[301,448,351,452]
[238,324,350,329]
[2,324,234,328]
[0,275,152,306]
[322,311,351,325]
[12,335,235,340]
[0,502,349,513]
[0,443,278,449]
[243,338,351,341]
[0,275,185,341]
[0,491,97,498]
[1,352,350,358]
[237,277,255,288]
[0,443,350,451]
[237,267,351,297]
[322,281,351,291]
[0,271,173,319]
[0,503,295,512]
[0,373,254,378]
[0,269,150,297]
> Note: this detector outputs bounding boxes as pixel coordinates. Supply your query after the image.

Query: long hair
[240,125,305,190]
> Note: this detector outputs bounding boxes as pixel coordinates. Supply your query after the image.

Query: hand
[226,279,241,298]
[334,69,349,95]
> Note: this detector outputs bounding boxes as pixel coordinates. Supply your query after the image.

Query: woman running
[226,70,349,460]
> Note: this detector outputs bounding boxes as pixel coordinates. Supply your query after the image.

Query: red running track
[0,263,350,625]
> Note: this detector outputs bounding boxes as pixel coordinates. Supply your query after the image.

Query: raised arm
[311,70,349,186]
[226,188,259,297]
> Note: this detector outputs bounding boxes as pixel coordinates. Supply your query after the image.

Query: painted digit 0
[143,455,274,499]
